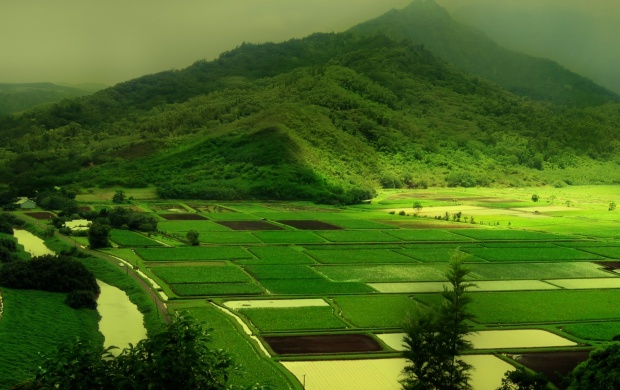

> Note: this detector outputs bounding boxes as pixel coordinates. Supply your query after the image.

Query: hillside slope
[1,33,620,203]
[349,0,619,107]
[0,83,96,115]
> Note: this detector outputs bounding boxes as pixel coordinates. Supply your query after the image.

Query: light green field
[333,295,419,328]
[305,248,417,264]
[240,246,316,264]
[315,230,403,243]
[251,230,325,244]
[316,264,448,282]
[157,220,231,233]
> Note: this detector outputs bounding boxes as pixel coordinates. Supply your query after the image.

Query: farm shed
[15,197,36,209]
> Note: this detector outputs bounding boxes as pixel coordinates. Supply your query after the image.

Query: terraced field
[100,187,620,389]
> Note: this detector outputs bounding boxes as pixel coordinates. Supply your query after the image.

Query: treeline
[0,254,100,309]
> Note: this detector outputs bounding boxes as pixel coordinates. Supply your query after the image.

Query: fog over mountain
[437,0,620,94]
[2,0,617,91]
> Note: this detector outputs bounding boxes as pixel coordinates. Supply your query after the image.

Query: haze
[2,0,619,93]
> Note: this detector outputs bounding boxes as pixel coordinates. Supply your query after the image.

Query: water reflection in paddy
[97,280,147,354]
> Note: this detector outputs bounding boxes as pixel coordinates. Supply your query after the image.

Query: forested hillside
[350,0,619,107]
[0,83,96,115]
[1,4,620,204]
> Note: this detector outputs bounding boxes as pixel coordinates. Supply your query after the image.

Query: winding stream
[11,229,146,352]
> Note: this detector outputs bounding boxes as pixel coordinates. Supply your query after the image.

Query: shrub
[65,290,98,310]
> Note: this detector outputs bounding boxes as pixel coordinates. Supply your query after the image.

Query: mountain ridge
[1,5,620,203]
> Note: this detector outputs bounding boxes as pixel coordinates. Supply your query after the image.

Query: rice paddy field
[53,186,620,388]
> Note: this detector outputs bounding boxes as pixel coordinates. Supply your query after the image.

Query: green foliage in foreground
[0,289,102,389]
[401,252,476,390]
[570,342,620,389]
[22,313,268,390]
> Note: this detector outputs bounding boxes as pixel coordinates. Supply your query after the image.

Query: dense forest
[1,0,620,204]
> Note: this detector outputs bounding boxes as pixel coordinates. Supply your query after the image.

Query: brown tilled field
[264,334,383,355]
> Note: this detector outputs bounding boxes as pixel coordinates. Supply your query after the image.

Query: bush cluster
[0,254,100,309]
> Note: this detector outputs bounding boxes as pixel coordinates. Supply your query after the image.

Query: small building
[15,197,36,209]
[64,219,92,232]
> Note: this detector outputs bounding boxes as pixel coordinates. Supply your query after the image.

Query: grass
[243,265,323,280]
[448,229,573,241]
[197,232,262,244]
[576,246,620,259]
[384,229,472,242]
[135,246,252,261]
[109,229,163,247]
[470,262,615,280]
[319,219,398,229]
[237,306,347,332]
[258,278,374,295]
[157,220,232,233]
[184,305,293,389]
[305,249,417,264]
[315,264,448,283]
[251,231,325,244]
[149,265,253,284]
[416,290,620,324]
[240,246,316,264]
[394,248,485,263]
[333,295,419,328]
[170,283,264,296]
[0,289,102,389]
[462,247,604,262]
[315,230,403,243]
[562,322,620,341]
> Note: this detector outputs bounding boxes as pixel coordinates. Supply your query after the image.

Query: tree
[26,313,266,390]
[531,194,539,202]
[401,250,476,390]
[609,201,616,211]
[88,221,111,249]
[413,201,423,215]
[569,342,620,389]
[186,229,200,246]
[497,367,548,390]
[112,190,126,203]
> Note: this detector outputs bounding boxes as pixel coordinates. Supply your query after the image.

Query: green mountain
[349,0,619,107]
[0,82,97,115]
[1,11,620,204]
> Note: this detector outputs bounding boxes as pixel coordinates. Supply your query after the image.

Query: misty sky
[2,0,618,92]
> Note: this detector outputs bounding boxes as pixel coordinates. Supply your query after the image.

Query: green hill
[1,19,620,203]
[349,0,619,107]
[0,82,97,115]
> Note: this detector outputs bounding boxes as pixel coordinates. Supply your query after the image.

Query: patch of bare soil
[595,261,620,270]
[216,220,283,231]
[277,220,343,230]
[160,213,207,220]
[514,350,590,387]
[24,211,55,220]
[264,334,383,355]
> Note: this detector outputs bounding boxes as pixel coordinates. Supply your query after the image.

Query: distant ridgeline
[0,83,97,115]
[1,0,620,203]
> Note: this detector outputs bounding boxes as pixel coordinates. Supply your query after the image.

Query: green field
[241,246,316,264]
[149,264,253,284]
[109,229,163,247]
[14,187,620,389]
[237,306,347,332]
[305,248,417,264]
[135,246,252,261]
